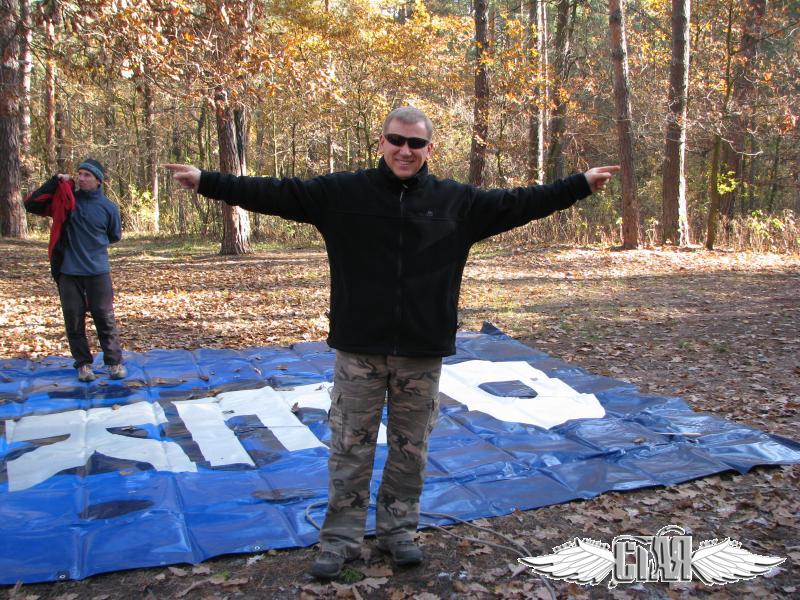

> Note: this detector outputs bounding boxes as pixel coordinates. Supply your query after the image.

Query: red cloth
[25,179,76,259]
[47,180,76,259]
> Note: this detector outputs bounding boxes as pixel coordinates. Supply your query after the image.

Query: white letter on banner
[4,360,599,489]
[5,402,196,492]
[174,383,388,466]
[438,360,605,429]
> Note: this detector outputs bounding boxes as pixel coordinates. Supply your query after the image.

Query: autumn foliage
[0,0,797,251]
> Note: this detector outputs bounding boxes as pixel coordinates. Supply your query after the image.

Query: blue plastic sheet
[1,323,799,583]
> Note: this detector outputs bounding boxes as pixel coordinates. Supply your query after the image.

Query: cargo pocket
[425,394,440,437]
[327,388,345,453]
[332,389,385,455]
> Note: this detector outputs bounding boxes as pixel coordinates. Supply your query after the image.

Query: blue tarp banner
[1,324,799,583]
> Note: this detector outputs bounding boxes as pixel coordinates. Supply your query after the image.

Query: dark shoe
[309,551,346,580]
[78,365,97,382]
[108,364,128,379]
[377,539,423,566]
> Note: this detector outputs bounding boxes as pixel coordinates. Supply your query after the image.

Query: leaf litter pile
[1,237,798,599]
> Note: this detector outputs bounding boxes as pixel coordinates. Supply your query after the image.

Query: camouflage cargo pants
[319,351,442,558]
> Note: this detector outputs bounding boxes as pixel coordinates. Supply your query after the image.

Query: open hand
[584,165,621,193]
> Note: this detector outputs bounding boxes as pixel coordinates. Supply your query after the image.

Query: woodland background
[0,0,798,253]
[1,3,800,597]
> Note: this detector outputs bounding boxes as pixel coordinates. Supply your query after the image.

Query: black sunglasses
[384,133,430,150]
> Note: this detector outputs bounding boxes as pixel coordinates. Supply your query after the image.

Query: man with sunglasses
[166,106,618,580]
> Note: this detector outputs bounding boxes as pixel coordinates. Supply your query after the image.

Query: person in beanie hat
[24,158,128,382]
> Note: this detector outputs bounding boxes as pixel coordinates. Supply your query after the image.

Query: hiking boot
[309,551,346,580]
[108,364,128,380]
[377,538,423,566]
[78,365,96,382]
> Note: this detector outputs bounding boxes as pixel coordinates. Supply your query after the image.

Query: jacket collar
[377,157,429,189]
[75,187,103,201]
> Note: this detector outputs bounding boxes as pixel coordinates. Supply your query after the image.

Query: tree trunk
[706,134,722,249]
[526,0,545,185]
[609,0,640,249]
[719,0,766,219]
[44,17,57,172]
[545,0,575,182]
[197,104,206,168]
[143,78,159,232]
[323,0,335,174]
[468,0,489,186]
[705,0,735,250]
[291,121,297,177]
[215,88,250,255]
[661,0,691,246]
[495,109,506,186]
[18,0,32,182]
[55,103,68,173]
[766,136,780,213]
[271,109,279,176]
[234,106,248,175]
[0,0,27,237]
[170,115,186,235]
[540,1,549,148]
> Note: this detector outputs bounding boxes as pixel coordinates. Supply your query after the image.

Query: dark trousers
[58,273,123,368]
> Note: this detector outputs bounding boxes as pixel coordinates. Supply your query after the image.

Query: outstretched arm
[164,164,201,192]
[467,164,620,242]
[163,163,321,225]
[583,165,620,193]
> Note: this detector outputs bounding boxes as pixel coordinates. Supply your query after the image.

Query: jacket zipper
[393,186,406,355]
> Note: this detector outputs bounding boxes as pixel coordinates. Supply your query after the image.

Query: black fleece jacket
[199,158,591,357]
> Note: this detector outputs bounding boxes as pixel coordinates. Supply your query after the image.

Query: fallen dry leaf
[360,565,393,578]
[191,565,212,575]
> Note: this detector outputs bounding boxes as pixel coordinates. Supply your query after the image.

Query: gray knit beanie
[78,158,105,183]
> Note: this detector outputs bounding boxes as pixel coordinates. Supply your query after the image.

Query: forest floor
[1,236,799,599]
